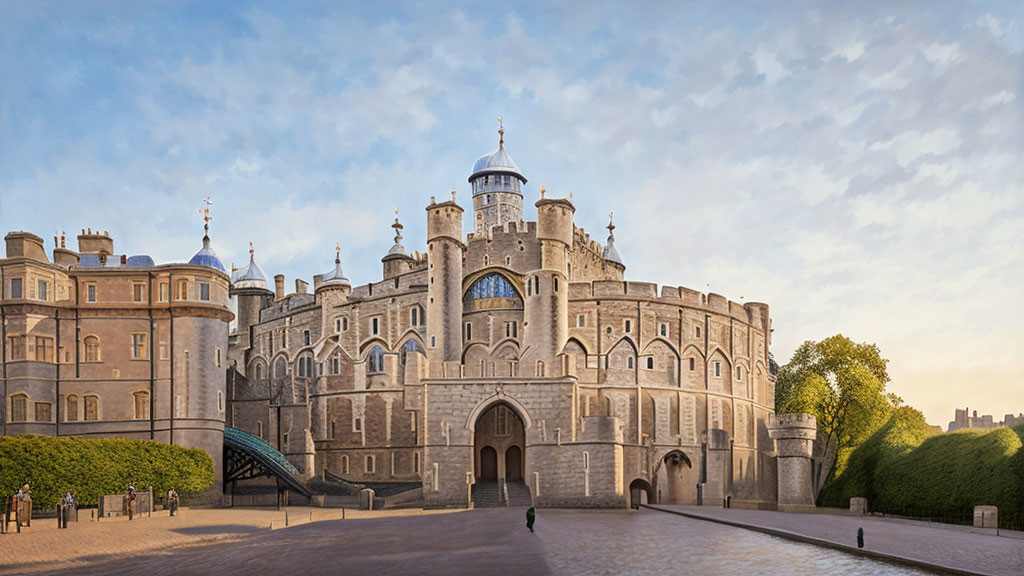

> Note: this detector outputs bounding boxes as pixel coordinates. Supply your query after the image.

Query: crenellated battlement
[770,413,817,430]
[568,280,769,327]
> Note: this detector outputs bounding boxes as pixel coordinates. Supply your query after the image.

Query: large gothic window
[467,273,518,300]
[400,340,425,366]
[366,346,385,373]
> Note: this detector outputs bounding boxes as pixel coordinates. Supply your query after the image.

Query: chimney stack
[295,279,308,294]
[274,274,285,300]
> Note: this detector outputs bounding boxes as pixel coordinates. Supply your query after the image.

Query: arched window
[254,362,264,380]
[84,335,100,362]
[296,351,314,378]
[84,395,99,421]
[400,340,425,366]
[10,393,28,422]
[133,391,150,420]
[467,273,518,300]
[66,394,78,422]
[366,346,385,373]
[274,357,287,379]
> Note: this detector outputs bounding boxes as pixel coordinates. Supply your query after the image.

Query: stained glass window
[467,273,518,300]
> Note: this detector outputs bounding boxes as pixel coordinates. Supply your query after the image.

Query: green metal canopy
[223,427,311,496]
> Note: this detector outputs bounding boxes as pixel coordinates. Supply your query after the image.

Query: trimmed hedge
[821,407,1024,528]
[0,436,215,509]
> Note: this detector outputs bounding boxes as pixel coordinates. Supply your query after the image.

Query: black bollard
[857,527,864,549]
[57,505,62,529]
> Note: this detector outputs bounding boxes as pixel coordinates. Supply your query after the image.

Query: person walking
[526,506,536,533]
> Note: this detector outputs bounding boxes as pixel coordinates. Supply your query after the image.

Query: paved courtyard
[0,506,958,576]
[648,505,1024,576]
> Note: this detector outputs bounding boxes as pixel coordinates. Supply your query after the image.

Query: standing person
[166,488,179,517]
[125,486,137,521]
[526,506,536,533]
[61,491,75,527]
[17,484,31,528]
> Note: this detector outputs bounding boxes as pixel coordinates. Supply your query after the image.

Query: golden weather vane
[249,241,254,256]
[198,197,213,234]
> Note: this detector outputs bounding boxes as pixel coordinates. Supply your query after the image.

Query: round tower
[315,243,352,330]
[523,190,574,372]
[231,243,274,342]
[469,118,527,237]
[768,413,818,512]
[426,193,464,362]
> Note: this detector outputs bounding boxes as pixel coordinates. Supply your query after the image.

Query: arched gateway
[473,402,526,490]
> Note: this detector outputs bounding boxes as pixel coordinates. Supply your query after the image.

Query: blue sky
[2,1,1023,427]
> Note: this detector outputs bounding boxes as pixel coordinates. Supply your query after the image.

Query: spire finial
[198,197,213,236]
[249,241,254,257]
[392,208,404,244]
[334,242,341,264]
[498,116,504,148]
[607,211,615,235]
[451,188,457,201]
[540,185,546,198]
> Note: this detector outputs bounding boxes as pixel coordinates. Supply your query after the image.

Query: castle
[0,124,803,509]
[225,124,783,508]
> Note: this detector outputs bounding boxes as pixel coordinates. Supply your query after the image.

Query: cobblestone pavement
[5,507,952,576]
[0,506,459,575]
[649,505,1024,576]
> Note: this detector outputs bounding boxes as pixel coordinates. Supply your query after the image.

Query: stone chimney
[295,279,308,294]
[274,274,285,300]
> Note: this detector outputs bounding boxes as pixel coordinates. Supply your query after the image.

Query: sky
[1,1,1022,428]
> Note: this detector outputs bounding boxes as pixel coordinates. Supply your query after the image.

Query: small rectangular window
[659,322,669,338]
[413,452,421,474]
[34,337,53,363]
[199,283,210,301]
[257,421,264,439]
[689,358,695,371]
[737,366,743,380]
[282,433,290,451]
[10,278,22,299]
[159,282,168,302]
[131,333,147,359]
[714,361,721,378]
[132,282,146,303]
[465,322,472,341]
[34,402,52,422]
[354,417,362,432]
[365,455,375,473]
[215,346,222,367]
[304,330,311,346]
[371,317,380,336]
[342,455,350,474]
[576,315,586,328]
[624,319,632,333]
[86,284,97,303]
[647,357,654,370]
[695,325,702,339]
[627,356,634,369]
[37,280,48,301]
[176,280,188,300]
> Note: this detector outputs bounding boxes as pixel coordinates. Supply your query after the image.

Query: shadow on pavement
[170,524,265,536]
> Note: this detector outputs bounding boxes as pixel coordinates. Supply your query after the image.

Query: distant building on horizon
[948,407,1023,432]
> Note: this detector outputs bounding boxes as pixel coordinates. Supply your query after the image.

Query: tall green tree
[775,334,896,496]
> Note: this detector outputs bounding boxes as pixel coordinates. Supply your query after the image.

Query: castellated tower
[426,195,464,362]
[315,243,352,331]
[769,413,818,512]
[523,193,574,371]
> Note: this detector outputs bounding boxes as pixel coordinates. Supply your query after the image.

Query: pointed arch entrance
[661,450,698,504]
[473,402,525,485]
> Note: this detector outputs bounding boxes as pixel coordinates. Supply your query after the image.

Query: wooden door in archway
[505,445,522,481]
[480,446,498,481]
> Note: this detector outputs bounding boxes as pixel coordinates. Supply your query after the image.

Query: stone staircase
[471,482,502,508]
[506,482,533,507]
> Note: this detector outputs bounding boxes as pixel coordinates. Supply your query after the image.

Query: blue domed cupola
[469,117,528,236]
[233,242,267,289]
[188,199,226,272]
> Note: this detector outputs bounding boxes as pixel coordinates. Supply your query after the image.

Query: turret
[315,243,353,331]
[523,189,573,371]
[231,243,273,345]
[425,193,464,362]
[382,209,415,279]
[768,413,818,512]
[469,118,527,237]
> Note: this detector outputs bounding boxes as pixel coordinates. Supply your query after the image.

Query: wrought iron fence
[870,504,1024,532]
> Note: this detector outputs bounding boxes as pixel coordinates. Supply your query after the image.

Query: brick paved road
[649,505,1024,576]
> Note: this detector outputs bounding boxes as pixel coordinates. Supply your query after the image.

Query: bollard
[342,508,345,520]
[57,505,62,529]
[285,511,289,527]
[857,527,864,549]
[309,512,312,523]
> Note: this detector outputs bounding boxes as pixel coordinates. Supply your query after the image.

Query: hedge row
[821,407,1024,527]
[0,436,215,509]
